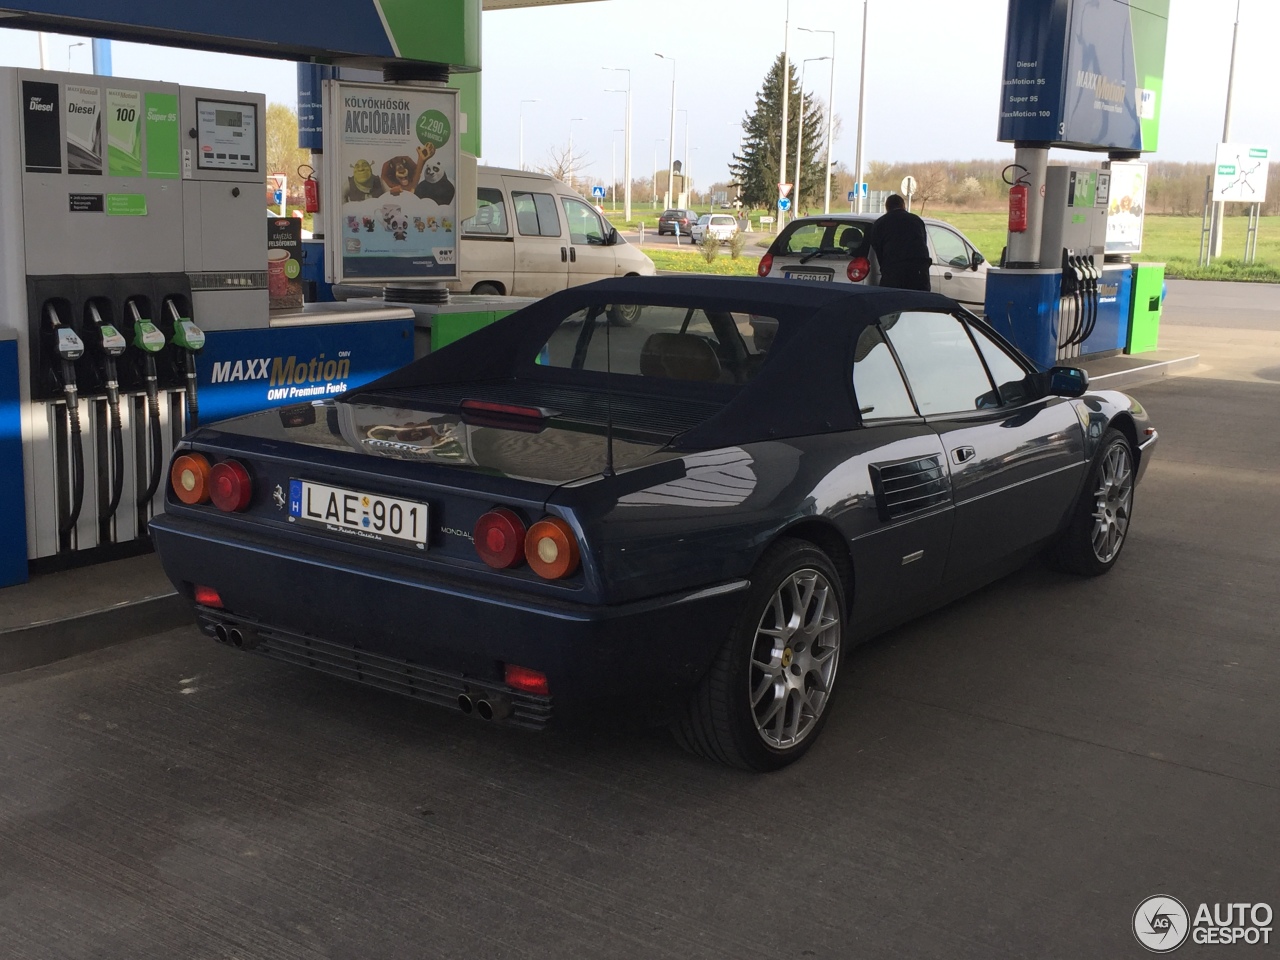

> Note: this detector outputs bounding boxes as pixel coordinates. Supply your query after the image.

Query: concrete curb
[0,592,191,675]
[1087,354,1200,391]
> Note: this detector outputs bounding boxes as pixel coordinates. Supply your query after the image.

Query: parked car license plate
[784,271,832,281]
[288,479,428,549]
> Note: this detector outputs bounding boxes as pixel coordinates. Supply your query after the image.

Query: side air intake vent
[870,455,951,520]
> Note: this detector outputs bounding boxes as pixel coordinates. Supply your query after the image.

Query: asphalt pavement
[1,283,1277,959]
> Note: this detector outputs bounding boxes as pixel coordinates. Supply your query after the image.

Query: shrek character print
[344,159,386,202]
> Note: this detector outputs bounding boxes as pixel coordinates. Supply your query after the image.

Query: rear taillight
[847,256,870,282]
[194,584,223,608]
[171,453,211,504]
[209,459,252,512]
[505,664,550,696]
[474,508,527,569]
[525,517,580,580]
[758,253,774,277]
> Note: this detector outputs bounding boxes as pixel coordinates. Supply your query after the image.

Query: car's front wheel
[674,539,845,771]
[1048,428,1135,576]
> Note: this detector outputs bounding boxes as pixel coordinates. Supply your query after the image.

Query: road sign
[779,197,791,211]
[847,190,856,202]
[847,183,869,202]
[591,185,607,199]
[901,175,917,196]
[273,190,283,205]
[1213,144,1269,203]
[779,182,793,198]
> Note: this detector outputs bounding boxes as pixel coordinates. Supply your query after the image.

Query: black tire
[1048,429,1136,576]
[470,281,503,296]
[673,538,846,771]
[608,302,642,326]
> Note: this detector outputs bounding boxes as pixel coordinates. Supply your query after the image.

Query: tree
[730,53,830,212]
[264,103,312,200]
[912,162,950,215]
[536,143,592,190]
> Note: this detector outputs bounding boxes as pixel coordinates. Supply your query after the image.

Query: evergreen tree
[730,53,831,212]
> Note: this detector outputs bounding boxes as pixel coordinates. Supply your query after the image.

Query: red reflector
[505,663,550,696]
[847,256,870,282]
[460,399,548,419]
[758,253,774,277]
[209,459,252,512]
[474,508,527,569]
[194,585,223,608]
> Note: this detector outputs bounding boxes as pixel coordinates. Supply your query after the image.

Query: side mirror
[607,226,620,246]
[971,250,985,270]
[1048,365,1089,397]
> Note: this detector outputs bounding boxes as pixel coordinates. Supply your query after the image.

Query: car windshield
[697,215,711,224]
[537,303,776,386]
[661,209,680,218]
[779,220,868,257]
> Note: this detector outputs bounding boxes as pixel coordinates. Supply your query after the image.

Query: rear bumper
[151,514,748,726]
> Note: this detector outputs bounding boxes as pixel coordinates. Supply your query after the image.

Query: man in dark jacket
[863,194,931,291]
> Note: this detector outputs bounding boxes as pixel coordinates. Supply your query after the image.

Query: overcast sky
[0,0,1274,189]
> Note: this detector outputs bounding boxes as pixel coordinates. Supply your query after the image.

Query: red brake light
[758,253,774,277]
[847,256,870,282]
[194,584,223,608]
[525,517,580,580]
[209,459,252,512]
[474,508,527,569]
[171,453,211,504]
[505,663,550,696]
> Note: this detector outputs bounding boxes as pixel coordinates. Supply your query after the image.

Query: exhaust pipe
[228,627,245,647]
[457,693,475,715]
[476,695,512,722]
[213,623,229,644]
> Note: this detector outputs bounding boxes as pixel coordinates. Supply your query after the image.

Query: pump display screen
[196,98,258,172]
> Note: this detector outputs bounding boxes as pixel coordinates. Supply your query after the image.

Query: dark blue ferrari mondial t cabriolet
[151,276,1157,770]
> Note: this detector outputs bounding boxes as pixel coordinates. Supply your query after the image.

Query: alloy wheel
[1091,443,1134,563]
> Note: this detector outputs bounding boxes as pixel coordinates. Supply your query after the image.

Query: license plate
[288,479,428,550]
[784,271,832,281]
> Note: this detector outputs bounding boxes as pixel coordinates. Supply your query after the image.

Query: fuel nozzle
[86,303,127,361]
[165,298,204,429]
[127,300,166,357]
[44,303,85,391]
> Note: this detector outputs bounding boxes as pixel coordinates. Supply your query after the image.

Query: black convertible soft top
[344,276,962,447]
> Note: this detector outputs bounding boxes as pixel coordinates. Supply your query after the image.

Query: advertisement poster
[1106,162,1147,256]
[326,81,459,282]
[144,92,180,179]
[196,320,416,424]
[267,218,304,311]
[65,84,102,175]
[106,88,142,177]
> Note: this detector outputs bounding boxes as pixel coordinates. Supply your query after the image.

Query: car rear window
[537,304,775,386]
[778,220,868,256]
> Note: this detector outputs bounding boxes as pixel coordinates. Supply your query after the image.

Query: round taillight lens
[758,253,774,277]
[525,518,580,580]
[209,459,252,512]
[847,256,870,282]
[474,508,527,569]
[171,453,211,505]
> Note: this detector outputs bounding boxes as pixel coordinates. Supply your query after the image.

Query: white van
[448,167,655,298]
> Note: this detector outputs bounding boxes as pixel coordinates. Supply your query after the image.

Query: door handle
[561,247,567,262]
[570,247,577,263]
[944,271,953,279]
[951,446,976,464]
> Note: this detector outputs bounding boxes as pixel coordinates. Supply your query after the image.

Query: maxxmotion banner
[998,0,1168,152]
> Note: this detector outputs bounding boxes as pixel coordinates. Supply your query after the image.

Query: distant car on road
[758,214,990,313]
[690,213,739,243]
[657,208,695,236]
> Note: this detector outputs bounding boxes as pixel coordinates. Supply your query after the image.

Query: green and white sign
[105,193,148,216]
[106,88,142,177]
[1214,143,1270,203]
[145,93,180,179]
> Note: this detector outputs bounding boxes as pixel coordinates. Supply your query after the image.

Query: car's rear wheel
[609,302,642,326]
[1048,429,1135,576]
[674,539,845,771]
[471,281,503,296]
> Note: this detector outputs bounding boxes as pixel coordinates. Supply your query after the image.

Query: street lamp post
[655,53,676,209]
[1210,0,1243,259]
[567,117,585,189]
[603,67,632,223]
[855,1,868,213]
[519,99,539,172]
[612,128,624,211]
[779,0,792,225]
[799,26,837,214]
[794,56,830,216]
[677,109,689,206]
[653,138,666,209]
[67,41,85,71]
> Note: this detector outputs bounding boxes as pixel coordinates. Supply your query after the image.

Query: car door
[847,323,954,630]
[458,184,515,293]
[561,195,617,284]
[504,176,571,297]
[926,223,985,310]
[882,310,1087,583]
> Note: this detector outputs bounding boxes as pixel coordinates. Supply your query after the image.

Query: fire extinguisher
[300,164,320,215]
[1004,163,1030,233]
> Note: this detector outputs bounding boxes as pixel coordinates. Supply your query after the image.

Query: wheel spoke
[751,673,777,708]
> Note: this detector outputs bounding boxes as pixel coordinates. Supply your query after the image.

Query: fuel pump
[163,298,205,430]
[84,302,127,533]
[126,299,167,509]
[42,303,86,549]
